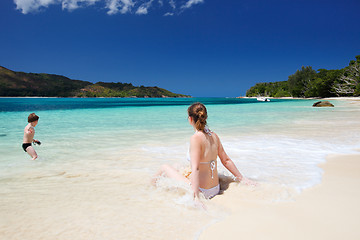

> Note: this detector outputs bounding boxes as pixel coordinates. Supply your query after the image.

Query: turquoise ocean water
[1,97,359,239]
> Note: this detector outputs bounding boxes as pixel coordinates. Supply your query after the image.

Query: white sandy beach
[200,153,360,240]
[200,98,360,240]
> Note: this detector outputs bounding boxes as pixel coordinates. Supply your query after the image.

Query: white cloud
[62,0,98,11]
[135,0,153,15]
[181,0,203,9]
[13,0,204,15]
[135,6,147,14]
[169,0,175,9]
[106,0,134,15]
[14,0,58,14]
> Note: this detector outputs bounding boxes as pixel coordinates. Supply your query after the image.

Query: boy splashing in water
[22,113,41,160]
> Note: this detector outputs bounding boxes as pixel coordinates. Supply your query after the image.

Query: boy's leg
[26,146,38,160]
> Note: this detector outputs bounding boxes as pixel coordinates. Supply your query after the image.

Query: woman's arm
[189,134,202,199]
[217,135,243,180]
[216,134,256,185]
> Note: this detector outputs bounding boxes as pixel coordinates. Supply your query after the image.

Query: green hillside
[246,55,360,98]
[0,66,190,98]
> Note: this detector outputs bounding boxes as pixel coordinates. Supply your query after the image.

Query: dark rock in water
[312,101,335,107]
[0,134,6,137]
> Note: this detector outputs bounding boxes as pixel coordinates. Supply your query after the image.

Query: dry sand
[199,153,360,240]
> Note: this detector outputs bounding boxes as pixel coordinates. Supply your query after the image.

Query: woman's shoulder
[210,130,218,136]
[191,130,220,142]
[211,131,222,146]
[210,131,219,139]
[191,131,204,140]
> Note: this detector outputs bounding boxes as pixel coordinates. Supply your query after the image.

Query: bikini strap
[199,160,216,179]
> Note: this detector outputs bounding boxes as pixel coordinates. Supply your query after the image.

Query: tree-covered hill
[0,66,91,97]
[246,55,360,98]
[0,66,190,98]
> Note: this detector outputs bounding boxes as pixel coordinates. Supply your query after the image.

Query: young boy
[22,113,41,160]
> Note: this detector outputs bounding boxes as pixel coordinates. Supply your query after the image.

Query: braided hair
[187,102,208,132]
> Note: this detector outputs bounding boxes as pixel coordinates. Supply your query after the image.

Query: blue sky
[1,0,359,97]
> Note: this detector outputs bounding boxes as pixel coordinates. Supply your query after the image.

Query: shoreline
[199,98,360,240]
[0,96,192,99]
[1,96,359,100]
[238,96,360,100]
[199,153,360,240]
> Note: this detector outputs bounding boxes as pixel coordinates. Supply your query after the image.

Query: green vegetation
[0,66,190,98]
[76,82,187,98]
[246,55,360,98]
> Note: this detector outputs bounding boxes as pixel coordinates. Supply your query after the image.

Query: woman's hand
[242,177,257,186]
[194,197,206,210]
[236,176,257,186]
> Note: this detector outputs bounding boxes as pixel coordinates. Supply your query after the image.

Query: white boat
[257,97,270,102]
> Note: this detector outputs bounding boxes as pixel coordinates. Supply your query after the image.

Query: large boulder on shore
[312,101,335,107]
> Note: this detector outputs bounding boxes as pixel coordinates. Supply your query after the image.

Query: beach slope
[200,153,360,240]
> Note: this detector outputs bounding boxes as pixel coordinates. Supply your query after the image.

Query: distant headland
[0,66,190,98]
[246,55,360,98]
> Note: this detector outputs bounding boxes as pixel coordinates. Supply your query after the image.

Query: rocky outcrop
[312,101,335,107]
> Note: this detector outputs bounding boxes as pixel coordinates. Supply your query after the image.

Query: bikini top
[187,153,217,179]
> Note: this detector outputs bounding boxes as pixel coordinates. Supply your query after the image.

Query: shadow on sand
[218,175,236,195]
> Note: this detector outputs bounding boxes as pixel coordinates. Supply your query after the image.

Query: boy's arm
[25,127,34,134]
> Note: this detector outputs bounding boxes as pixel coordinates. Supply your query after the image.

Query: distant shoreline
[238,96,360,101]
[1,96,359,100]
[0,96,192,99]
[0,65,191,98]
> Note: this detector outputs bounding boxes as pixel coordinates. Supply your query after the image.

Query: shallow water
[0,97,359,239]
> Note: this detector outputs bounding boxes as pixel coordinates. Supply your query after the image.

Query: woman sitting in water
[152,102,256,202]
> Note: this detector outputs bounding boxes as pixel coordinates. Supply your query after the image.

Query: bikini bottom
[199,184,220,199]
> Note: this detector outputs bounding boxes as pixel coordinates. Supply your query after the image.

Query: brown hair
[28,113,39,123]
[187,102,207,131]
